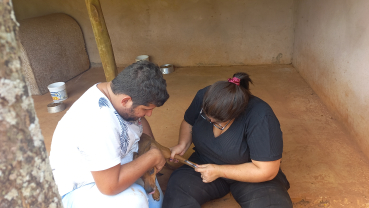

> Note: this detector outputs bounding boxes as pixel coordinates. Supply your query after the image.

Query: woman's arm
[169,119,193,161]
[196,159,281,183]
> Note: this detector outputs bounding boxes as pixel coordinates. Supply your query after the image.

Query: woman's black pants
[162,154,293,208]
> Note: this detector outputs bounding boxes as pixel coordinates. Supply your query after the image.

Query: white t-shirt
[49,84,143,197]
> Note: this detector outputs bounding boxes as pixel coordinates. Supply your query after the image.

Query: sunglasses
[200,109,231,130]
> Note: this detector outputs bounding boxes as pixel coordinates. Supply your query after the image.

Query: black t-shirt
[184,86,283,165]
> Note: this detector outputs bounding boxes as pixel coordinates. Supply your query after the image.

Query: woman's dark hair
[202,72,253,122]
[111,61,169,107]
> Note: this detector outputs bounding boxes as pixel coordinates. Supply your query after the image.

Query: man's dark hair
[202,72,253,122]
[111,61,169,107]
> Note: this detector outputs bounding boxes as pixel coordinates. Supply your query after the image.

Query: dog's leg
[149,137,199,168]
[137,133,198,201]
[150,167,160,201]
[137,136,161,201]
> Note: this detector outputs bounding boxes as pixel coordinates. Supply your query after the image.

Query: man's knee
[63,183,149,208]
[98,183,150,208]
[117,184,149,208]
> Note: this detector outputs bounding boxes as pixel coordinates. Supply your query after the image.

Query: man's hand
[195,164,221,183]
[149,146,166,172]
[91,145,166,196]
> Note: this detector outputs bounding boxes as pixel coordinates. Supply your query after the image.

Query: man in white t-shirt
[49,61,169,208]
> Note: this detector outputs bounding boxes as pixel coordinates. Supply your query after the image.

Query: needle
[184,160,198,168]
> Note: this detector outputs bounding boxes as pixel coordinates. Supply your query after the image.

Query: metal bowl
[47,102,66,113]
[160,64,175,74]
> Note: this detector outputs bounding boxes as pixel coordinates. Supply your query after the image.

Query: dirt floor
[32,65,369,207]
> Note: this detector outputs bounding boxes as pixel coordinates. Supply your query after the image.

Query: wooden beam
[85,0,117,81]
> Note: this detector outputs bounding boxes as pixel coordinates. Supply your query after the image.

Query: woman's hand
[195,164,221,183]
[169,143,188,163]
[170,120,193,163]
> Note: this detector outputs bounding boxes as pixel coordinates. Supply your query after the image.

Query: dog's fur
[133,133,198,201]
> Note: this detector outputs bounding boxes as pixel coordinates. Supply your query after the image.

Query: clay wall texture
[292,0,369,158]
[13,0,294,66]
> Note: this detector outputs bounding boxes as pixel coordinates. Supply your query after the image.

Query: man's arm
[91,117,164,195]
[91,148,165,195]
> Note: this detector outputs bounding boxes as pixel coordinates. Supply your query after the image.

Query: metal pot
[47,102,66,113]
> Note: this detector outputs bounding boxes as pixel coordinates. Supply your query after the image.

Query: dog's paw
[152,190,160,201]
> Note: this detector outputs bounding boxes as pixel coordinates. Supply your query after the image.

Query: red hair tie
[228,77,240,86]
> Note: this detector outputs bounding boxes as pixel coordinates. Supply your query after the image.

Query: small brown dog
[133,133,198,201]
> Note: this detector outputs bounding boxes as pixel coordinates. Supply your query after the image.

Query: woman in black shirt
[162,72,292,208]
